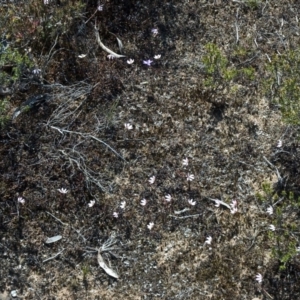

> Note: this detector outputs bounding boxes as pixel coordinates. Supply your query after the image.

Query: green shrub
[0,98,10,128]
[257,185,300,270]
[0,46,33,86]
[201,43,255,94]
[264,49,300,125]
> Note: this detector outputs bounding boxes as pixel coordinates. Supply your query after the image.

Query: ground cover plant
[1,0,300,299]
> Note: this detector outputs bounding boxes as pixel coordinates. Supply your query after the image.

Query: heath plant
[257,183,300,270]
[0,46,34,86]
[264,48,300,126]
[0,0,85,52]
[242,0,261,10]
[0,98,10,128]
[201,43,255,99]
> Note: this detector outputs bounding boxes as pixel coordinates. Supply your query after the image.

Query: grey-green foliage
[264,49,300,125]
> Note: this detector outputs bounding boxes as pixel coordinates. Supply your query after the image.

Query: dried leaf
[116,37,123,52]
[97,251,119,279]
[45,235,62,244]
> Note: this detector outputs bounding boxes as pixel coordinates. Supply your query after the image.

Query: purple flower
[151,28,158,36]
[143,60,153,66]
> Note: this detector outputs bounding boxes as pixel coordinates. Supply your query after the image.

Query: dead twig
[51,126,126,162]
[94,24,125,58]
[43,249,65,263]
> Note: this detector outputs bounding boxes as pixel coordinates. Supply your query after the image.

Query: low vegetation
[1,1,300,299]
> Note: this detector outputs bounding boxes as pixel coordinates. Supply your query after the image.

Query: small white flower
[127,58,134,64]
[296,246,300,252]
[154,54,161,59]
[151,28,158,36]
[182,158,189,166]
[32,68,41,75]
[269,224,276,231]
[113,212,119,218]
[149,176,156,184]
[277,140,282,148]
[120,201,126,209]
[230,200,237,208]
[97,5,103,11]
[18,197,25,205]
[230,200,238,214]
[205,236,212,245]
[230,207,238,214]
[78,54,87,58]
[88,200,95,207]
[267,206,273,215]
[124,123,133,130]
[214,200,221,207]
[140,199,147,206]
[255,273,263,284]
[187,173,195,181]
[147,222,154,230]
[107,54,116,60]
[165,194,172,202]
[188,199,196,206]
[58,188,68,194]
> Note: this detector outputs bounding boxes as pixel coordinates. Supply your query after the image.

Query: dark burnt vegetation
[1,0,300,299]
